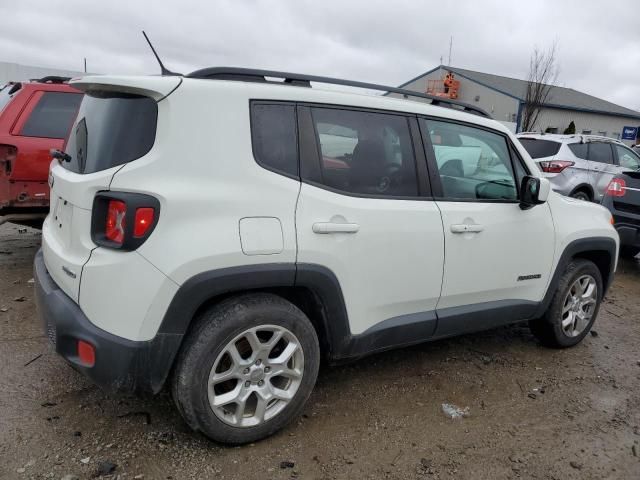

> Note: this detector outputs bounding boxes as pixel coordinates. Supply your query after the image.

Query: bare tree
[521,44,558,132]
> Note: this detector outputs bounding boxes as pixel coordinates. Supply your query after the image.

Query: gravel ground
[1,223,639,480]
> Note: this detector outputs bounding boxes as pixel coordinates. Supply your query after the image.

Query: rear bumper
[34,249,182,394]
[615,224,640,248]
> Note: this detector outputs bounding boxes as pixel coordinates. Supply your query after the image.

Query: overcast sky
[2,0,639,110]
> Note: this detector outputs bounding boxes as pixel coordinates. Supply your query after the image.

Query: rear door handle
[450,224,484,234]
[312,222,360,234]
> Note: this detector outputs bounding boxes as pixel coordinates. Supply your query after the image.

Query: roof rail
[186,67,491,118]
[30,76,71,84]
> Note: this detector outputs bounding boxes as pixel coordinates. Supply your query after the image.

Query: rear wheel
[570,190,591,202]
[172,293,320,444]
[529,259,602,348]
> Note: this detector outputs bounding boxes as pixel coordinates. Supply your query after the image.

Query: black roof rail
[186,67,491,118]
[30,76,72,84]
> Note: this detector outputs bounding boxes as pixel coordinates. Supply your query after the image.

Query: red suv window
[21,92,82,139]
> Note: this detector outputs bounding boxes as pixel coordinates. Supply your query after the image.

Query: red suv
[0,76,82,227]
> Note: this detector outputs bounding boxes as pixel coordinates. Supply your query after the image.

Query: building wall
[0,61,85,84]
[530,107,640,145]
[392,67,520,123]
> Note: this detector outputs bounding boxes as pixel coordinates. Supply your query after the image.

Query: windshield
[63,91,157,174]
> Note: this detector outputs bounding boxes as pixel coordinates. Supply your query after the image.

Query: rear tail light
[0,144,17,175]
[91,192,159,250]
[606,178,626,197]
[538,160,574,173]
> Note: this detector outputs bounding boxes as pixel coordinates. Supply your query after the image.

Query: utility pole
[83,58,87,73]
[448,36,453,66]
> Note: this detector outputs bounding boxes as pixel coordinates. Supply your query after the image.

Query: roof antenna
[142,31,181,76]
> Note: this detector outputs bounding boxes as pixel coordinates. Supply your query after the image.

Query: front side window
[310,107,418,197]
[21,91,82,139]
[613,144,640,170]
[587,142,613,164]
[251,103,298,177]
[423,119,519,201]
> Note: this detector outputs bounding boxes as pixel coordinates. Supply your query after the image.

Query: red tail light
[606,178,626,197]
[134,207,155,237]
[0,144,17,175]
[92,193,159,250]
[105,200,126,244]
[538,160,574,173]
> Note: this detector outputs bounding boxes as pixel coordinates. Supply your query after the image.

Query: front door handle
[312,222,360,234]
[450,224,484,234]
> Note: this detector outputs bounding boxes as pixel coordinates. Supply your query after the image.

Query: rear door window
[309,107,419,197]
[20,92,82,139]
[518,138,561,159]
[587,142,614,164]
[63,92,157,174]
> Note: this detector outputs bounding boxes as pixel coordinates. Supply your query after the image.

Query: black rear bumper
[615,223,640,248]
[33,249,182,394]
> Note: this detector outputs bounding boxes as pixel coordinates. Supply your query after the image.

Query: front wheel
[172,293,320,444]
[529,259,603,348]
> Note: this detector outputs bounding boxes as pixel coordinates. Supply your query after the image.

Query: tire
[529,259,603,348]
[620,246,640,258]
[570,190,591,202]
[172,293,320,444]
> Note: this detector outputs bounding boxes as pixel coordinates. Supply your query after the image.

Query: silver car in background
[517,133,640,202]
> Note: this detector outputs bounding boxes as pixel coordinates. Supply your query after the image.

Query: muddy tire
[529,259,603,348]
[172,293,320,444]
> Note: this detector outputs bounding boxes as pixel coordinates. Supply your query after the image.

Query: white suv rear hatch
[42,75,180,302]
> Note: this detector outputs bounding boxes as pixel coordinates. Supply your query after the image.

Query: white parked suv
[35,68,618,444]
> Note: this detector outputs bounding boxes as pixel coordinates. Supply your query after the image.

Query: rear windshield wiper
[50,149,71,163]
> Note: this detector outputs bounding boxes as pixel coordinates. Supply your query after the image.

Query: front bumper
[34,249,181,394]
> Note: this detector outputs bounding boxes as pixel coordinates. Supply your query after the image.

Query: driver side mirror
[520,176,550,210]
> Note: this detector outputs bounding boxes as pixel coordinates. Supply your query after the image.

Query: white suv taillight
[537,160,574,173]
[91,192,159,250]
[605,178,626,197]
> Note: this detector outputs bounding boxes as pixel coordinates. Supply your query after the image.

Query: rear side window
[518,138,561,159]
[63,92,157,174]
[21,92,82,139]
[251,103,298,177]
[309,107,419,197]
[587,142,613,164]
[568,143,588,159]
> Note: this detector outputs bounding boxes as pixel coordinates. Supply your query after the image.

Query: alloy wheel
[560,274,597,337]
[207,325,304,427]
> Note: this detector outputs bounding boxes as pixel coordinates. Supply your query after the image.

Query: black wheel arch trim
[534,236,617,318]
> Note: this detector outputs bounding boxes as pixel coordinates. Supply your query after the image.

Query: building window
[545,127,558,134]
[598,131,607,137]
[581,129,592,134]
[613,132,621,140]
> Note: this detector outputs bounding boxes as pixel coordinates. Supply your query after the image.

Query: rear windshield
[518,138,561,159]
[63,91,157,174]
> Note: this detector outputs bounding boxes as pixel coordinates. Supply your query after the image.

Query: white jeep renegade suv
[35,68,618,444]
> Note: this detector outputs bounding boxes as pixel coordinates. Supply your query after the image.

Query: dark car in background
[602,171,640,257]
[0,77,82,227]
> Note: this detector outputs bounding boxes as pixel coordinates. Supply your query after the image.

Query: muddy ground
[0,222,639,480]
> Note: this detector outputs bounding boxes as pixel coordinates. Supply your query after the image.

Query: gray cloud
[2,0,639,110]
